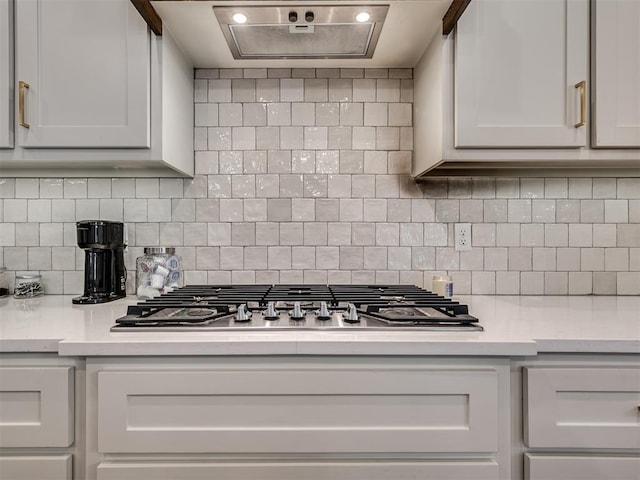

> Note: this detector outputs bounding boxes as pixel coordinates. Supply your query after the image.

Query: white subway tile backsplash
[231,223,256,246]
[16,223,39,246]
[435,199,459,222]
[280,222,303,245]
[593,271,616,294]
[40,179,64,198]
[1,68,637,295]
[568,223,592,247]
[593,223,617,247]
[388,199,411,222]
[208,79,232,102]
[304,127,328,149]
[569,178,592,199]
[363,199,387,222]
[460,249,483,270]
[568,271,592,294]
[580,199,604,223]
[618,224,640,247]
[496,178,519,199]
[16,178,40,198]
[364,103,387,126]
[352,79,376,102]
[352,175,375,198]
[195,104,218,127]
[328,223,351,246]
[508,199,532,223]
[544,178,568,198]
[556,200,580,223]
[617,178,640,199]
[4,199,27,222]
[339,198,363,222]
[376,79,400,102]
[604,199,628,223]
[352,222,376,245]
[460,200,483,223]
[496,271,520,294]
[520,178,544,198]
[243,199,267,222]
[304,79,328,102]
[484,199,507,223]
[617,272,640,294]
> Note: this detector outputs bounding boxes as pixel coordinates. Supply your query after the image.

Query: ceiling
[150,0,452,68]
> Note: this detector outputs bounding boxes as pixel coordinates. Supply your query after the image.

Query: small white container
[432,275,453,298]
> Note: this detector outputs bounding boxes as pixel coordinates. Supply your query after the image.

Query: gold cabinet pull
[18,81,30,128]
[574,80,586,128]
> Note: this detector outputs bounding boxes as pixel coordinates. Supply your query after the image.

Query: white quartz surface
[0,295,638,356]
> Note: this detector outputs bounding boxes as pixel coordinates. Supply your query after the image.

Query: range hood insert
[213,5,389,59]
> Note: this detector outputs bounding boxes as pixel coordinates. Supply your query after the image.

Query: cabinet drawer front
[0,367,74,447]
[0,455,72,480]
[98,369,499,454]
[97,460,499,480]
[524,367,640,448]
[525,454,640,480]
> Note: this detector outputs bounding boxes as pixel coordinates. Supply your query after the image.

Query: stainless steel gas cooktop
[112,285,482,332]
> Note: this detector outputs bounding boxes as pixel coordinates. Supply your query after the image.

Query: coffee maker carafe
[73,220,126,304]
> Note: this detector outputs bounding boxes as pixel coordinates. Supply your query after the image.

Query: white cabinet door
[98,368,499,454]
[0,0,12,148]
[593,0,640,147]
[455,0,589,147]
[97,460,499,480]
[525,454,640,480]
[0,366,74,447]
[524,367,640,449]
[0,455,72,480]
[15,0,149,148]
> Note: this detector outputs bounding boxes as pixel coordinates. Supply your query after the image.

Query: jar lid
[144,247,176,255]
[16,274,41,280]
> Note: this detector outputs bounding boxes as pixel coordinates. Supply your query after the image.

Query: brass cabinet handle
[574,80,586,128]
[18,81,30,128]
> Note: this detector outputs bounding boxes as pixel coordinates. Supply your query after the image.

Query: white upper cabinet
[592,0,640,147]
[0,0,12,148]
[0,0,194,177]
[454,0,589,148]
[15,0,150,148]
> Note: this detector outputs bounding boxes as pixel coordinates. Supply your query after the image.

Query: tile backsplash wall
[0,67,639,295]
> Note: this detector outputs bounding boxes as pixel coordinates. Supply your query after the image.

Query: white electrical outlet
[455,223,472,251]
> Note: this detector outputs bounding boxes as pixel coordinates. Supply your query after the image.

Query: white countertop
[0,295,639,356]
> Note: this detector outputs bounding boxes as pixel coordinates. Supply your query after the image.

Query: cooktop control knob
[289,302,305,320]
[264,301,278,320]
[344,303,360,323]
[316,301,331,320]
[235,304,251,322]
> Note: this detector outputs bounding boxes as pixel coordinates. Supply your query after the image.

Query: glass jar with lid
[0,268,9,297]
[136,247,183,299]
[14,274,44,299]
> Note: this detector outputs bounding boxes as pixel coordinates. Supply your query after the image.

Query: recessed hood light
[356,12,371,22]
[232,13,248,24]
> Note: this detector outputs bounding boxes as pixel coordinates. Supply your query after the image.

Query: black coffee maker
[73,220,126,304]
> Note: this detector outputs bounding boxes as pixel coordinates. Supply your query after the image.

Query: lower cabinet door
[525,454,640,480]
[0,366,74,447]
[97,460,499,480]
[0,455,72,480]
[97,368,499,454]
[524,367,640,449]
